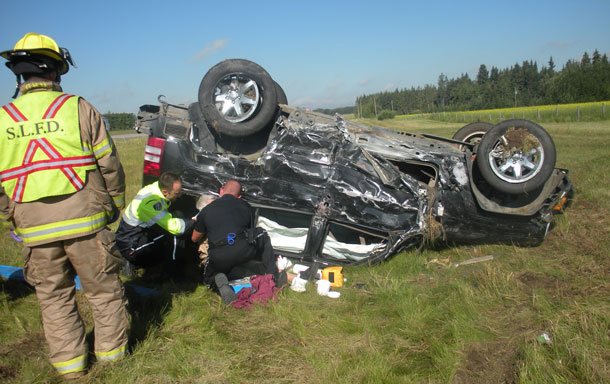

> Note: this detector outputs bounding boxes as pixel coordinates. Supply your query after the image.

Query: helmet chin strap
[11,75,21,99]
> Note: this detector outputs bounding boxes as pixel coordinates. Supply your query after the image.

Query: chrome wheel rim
[487,129,545,183]
[214,74,260,123]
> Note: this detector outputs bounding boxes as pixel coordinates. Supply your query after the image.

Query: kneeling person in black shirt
[192,179,281,303]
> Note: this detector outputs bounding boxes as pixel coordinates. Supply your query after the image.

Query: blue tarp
[0,264,159,296]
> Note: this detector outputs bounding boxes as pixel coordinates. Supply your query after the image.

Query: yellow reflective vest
[122,181,186,235]
[0,88,123,246]
[0,91,97,202]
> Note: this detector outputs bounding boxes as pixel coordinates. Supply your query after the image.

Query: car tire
[198,59,278,137]
[476,119,556,194]
[452,122,492,148]
[275,80,288,105]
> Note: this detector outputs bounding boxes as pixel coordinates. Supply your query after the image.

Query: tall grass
[396,101,610,124]
[1,122,609,383]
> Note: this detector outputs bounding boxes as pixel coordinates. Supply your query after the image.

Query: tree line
[355,49,610,119]
[102,112,135,131]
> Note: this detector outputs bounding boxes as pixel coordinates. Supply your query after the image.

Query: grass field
[394,101,610,124]
[1,119,609,383]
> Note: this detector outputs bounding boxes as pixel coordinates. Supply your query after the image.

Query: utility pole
[514,88,518,108]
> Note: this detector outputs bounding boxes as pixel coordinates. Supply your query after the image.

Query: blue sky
[1,0,608,114]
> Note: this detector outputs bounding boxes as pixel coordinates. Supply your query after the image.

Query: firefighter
[115,172,196,275]
[0,33,129,379]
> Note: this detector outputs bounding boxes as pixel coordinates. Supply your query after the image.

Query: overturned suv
[134,59,571,266]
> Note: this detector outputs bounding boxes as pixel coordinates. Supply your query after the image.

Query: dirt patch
[451,297,542,384]
[519,267,608,301]
[0,364,17,381]
[517,272,573,296]
[0,333,46,381]
[452,340,518,384]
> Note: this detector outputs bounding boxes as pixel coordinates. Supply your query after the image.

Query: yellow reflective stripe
[95,344,126,361]
[52,353,86,374]
[1,219,10,227]
[93,138,112,159]
[15,212,106,244]
[112,193,125,209]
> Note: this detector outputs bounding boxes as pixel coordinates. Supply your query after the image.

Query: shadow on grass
[1,250,205,362]
[0,278,35,301]
[118,254,204,351]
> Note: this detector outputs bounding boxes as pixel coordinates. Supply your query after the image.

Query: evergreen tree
[592,49,601,64]
[436,73,448,109]
[476,64,489,85]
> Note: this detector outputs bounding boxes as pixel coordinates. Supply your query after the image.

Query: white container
[290,276,307,292]
[291,264,322,279]
[316,279,331,296]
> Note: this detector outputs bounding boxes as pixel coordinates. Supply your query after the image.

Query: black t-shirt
[194,194,253,244]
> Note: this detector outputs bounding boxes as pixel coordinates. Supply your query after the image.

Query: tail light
[143,137,166,177]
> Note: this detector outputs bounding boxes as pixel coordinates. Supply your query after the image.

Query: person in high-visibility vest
[115,172,196,276]
[0,33,129,380]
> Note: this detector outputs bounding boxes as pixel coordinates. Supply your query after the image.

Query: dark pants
[122,230,174,267]
[119,224,197,268]
[203,228,277,285]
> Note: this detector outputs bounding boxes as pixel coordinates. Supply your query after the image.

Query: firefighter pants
[22,228,130,375]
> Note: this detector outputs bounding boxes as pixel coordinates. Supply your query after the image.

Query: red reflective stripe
[0,156,97,181]
[2,94,74,122]
[59,165,85,190]
[22,139,38,163]
[13,175,26,202]
[43,94,74,119]
[0,137,95,202]
[13,139,40,201]
[0,155,96,179]
[2,103,27,122]
[37,137,62,158]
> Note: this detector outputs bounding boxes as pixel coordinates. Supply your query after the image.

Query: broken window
[256,208,388,263]
[322,222,387,261]
[257,208,311,254]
